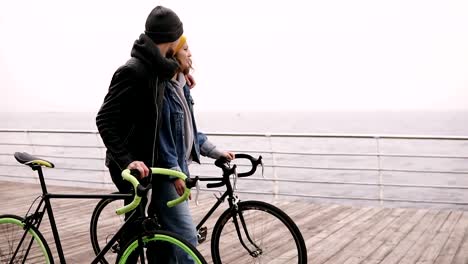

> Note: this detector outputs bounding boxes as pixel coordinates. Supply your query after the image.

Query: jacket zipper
[151,77,159,168]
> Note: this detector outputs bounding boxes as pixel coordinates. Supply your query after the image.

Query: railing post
[375,136,383,206]
[267,134,279,200]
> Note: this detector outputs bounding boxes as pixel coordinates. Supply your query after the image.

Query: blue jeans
[151,178,198,263]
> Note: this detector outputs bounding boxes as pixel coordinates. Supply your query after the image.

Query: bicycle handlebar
[214,153,263,177]
[115,168,190,215]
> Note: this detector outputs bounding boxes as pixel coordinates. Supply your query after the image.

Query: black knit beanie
[145,6,183,44]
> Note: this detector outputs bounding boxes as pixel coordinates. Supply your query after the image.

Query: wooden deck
[1,181,468,263]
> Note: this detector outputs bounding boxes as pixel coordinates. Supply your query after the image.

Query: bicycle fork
[230,199,263,258]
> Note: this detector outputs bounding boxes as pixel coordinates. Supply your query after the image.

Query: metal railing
[1,129,468,208]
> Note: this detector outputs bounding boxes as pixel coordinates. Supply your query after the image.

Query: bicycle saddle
[14,152,55,168]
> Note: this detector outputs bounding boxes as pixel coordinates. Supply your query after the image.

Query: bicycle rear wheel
[117,230,207,264]
[211,200,307,264]
[0,214,53,264]
[90,194,125,264]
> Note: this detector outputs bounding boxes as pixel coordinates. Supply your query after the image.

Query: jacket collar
[130,34,179,80]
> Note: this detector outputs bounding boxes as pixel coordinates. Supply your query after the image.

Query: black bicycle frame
[195,174,261,256]
[22,165,133,264]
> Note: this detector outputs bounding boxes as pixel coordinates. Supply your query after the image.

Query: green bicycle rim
[0,217,51,264]
[119,234,203,264]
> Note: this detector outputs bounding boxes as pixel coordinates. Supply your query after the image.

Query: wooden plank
[434,211,468,264]
[323,208,413,264]
[311,207,390,263]
[452,211,468,264]
[360,208,431,263]
[415,211,463,263]
[377,210,448,264]
[305,207,374,248]
[398,210,452,264]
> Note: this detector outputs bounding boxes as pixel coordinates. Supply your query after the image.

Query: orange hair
[174,35,187,54]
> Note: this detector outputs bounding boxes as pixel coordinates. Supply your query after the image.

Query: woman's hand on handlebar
[174,179,191,199]
[222,151,235,161]
[126,161,149,179]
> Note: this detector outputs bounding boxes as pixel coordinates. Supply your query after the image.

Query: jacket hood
[130,34,179,80]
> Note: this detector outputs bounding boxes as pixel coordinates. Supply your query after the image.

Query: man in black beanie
[96,5,198,263]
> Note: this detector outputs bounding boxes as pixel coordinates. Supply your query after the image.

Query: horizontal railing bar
[0,142,103,148]
[0,174,114,185]
[2,129,468,140]
[224,149,468,159]
[4,143,468,161]
[206,132,468,140]
[0,153,104,161]
[381,168,468,174]
[0,129,99,134]
[274,192,468,205]
[0,153,104,160]
[0,164,107,172]
[198,162,468,175]
[4,147,468,161]
[249,164,468,174]
[31,154,104,161]
[4,161,468,176]
[194,174,468,190]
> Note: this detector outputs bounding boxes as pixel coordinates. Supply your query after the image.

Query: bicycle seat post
[33,165,67,263]
[33,165,49,196]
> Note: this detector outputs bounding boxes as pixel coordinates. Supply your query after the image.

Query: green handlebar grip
[115,168,191,215]
[116,169,141,215]
[151,168,187,180]
[167,188,191,208]
[151,168,190,207]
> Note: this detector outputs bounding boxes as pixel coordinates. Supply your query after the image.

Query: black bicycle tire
[210,200,307,264]
[117,229,207,264]
[0,214,54,264]
[89,193,125,264]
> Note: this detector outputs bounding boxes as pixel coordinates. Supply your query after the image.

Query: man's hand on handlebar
[127,161,149,179]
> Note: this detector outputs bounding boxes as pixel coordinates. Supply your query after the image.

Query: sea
[1,111,468,135]
[1,110,468,209]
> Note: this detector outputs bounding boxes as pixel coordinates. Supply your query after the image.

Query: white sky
[1,0,467,112]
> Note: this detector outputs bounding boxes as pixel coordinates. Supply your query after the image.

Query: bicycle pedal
[197,226,208,244]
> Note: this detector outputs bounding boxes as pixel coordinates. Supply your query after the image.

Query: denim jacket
[156,81,222,176]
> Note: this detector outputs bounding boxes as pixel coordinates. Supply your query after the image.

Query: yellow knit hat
[174,35,187,54]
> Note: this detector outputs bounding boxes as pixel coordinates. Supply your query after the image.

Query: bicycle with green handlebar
[90,153,308,264]
[0,152,207,264]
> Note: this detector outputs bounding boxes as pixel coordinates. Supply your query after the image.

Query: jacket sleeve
[157,99,182,172]
[198,132,224,160]
[96,66,136,170]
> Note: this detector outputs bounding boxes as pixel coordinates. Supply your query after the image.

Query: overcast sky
[1,0,467,112]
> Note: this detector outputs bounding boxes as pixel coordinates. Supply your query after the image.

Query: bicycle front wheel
[0,214,53,264]
[117,230,207,264]
[211,200,307,264]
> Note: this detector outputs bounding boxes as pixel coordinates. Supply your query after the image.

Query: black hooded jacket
[96,34,179,171]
